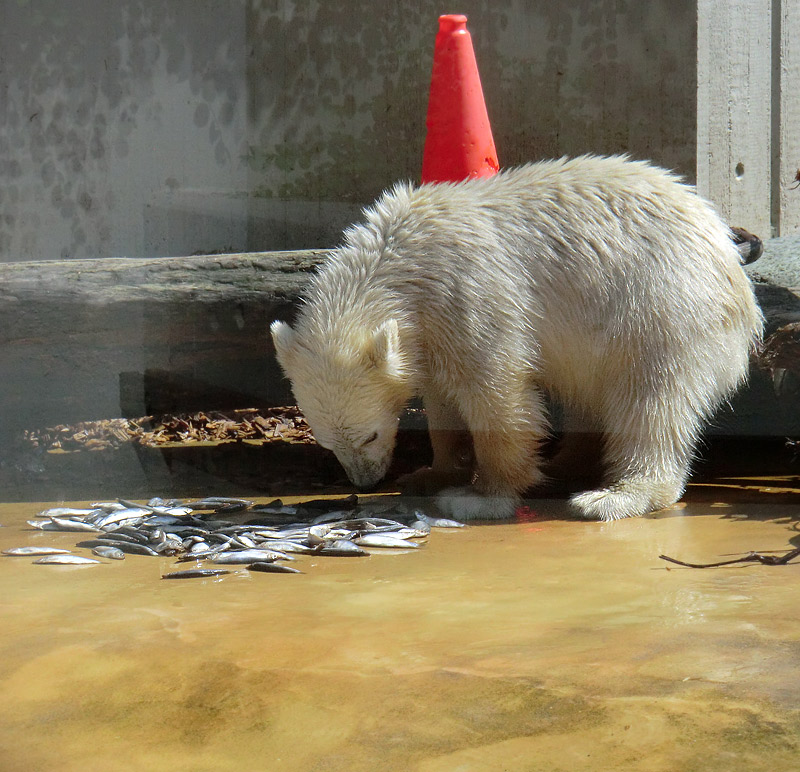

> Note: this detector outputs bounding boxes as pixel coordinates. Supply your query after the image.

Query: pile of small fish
[2,495,465,579]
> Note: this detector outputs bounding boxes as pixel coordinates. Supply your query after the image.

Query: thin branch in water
[659,547,800,569]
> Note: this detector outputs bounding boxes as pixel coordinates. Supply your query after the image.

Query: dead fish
[33,555,101,565]
[185,497,254,512]
[247,561,302,574]
[413,511,466,528]
[91,546,125,560]
[118,499,191,517]
[3,546,73,556]
[231,533,258,549]
[94,508,151,528]
[249,539,318,554]
[88,529,147,545]
[36,507,101,518]
[141,515,184,526]
[153,536,184,555]
[316,539,369,557]
[47,517,102,533]
[26,519,65,531]
[89,502,128,512]
[161,568,231,579]
[147,497,184,508]
[353,534,421,549]
[75,539,159,556]
[209,549,293,564]
[306,524,331,546]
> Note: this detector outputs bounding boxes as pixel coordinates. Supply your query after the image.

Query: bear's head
[270,318,411,490]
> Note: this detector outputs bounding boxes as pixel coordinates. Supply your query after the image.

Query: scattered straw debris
[24,407,314,453]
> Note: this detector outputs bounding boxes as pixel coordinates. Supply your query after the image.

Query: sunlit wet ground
[2,479,800,772]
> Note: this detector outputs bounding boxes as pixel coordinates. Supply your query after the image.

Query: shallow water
[2,485,800,771]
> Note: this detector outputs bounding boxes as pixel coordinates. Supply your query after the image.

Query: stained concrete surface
[1,481,800,772]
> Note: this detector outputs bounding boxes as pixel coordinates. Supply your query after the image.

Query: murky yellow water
[2,487,800,772]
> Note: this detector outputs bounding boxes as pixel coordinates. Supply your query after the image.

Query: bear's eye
[362,432,378,446]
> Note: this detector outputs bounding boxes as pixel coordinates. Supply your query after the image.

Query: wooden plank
[775,0,800,234]
[697,0,772,235]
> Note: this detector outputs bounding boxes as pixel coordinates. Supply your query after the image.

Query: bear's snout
[337,452,390,492]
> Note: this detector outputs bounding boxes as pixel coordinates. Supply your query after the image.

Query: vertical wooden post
[774,0,800,234]
[697,0,772,235]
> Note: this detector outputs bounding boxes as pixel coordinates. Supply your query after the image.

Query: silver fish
[162,568,231,579]
[185,497,254,511]
[414,511,466,528]
[92,546,125,560]
[209,549,293,564]
[247,561,302,574]
[47,517,101,533]
[354,534,420,549]
[306,524,331,546]
[75,539,159,556]
[34,555,101,565]
[154,539,183,555]
[37,507,101,518]
[27,519,65,530]
[118,499,191,517]
[89,502,128,512]
[250,539,318,554]
[231,534,258,549]
[317,539,369,557]
[94,508,150,528]
[147,497,184,508]
[3,546,73,556]
[142,515,184,526]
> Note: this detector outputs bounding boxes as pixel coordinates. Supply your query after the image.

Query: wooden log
[0,249,798,448]
[0,251,329,441]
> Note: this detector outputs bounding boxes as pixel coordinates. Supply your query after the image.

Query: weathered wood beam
[0,249,798,447]
[0,251,329,439]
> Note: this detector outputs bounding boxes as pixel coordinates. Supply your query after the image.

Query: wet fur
[272,155,763,521]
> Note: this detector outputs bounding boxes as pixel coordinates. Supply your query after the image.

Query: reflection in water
[1,493,800,771]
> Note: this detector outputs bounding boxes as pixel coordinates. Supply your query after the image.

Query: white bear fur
[271,155,763,521]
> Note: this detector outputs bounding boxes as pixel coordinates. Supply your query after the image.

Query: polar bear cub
[271,155,762,521]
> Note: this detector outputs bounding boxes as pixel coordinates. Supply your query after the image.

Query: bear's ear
[270,320,297,372]
[363,319,405,381]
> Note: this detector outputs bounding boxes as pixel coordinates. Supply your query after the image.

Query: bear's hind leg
[570,475,685,521]
[570,395,697,521]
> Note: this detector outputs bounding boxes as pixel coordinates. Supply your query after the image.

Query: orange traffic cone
[421,14,499,184]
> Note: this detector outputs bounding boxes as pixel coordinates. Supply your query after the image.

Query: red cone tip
[421,14,499,184]
[438,14,468,32]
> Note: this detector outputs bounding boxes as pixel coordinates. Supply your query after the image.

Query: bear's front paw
[436,486,518,521]
[398,466,472,496]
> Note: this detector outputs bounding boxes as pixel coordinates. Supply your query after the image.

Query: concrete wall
[1,0,697,262]
[696,0,800,238]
